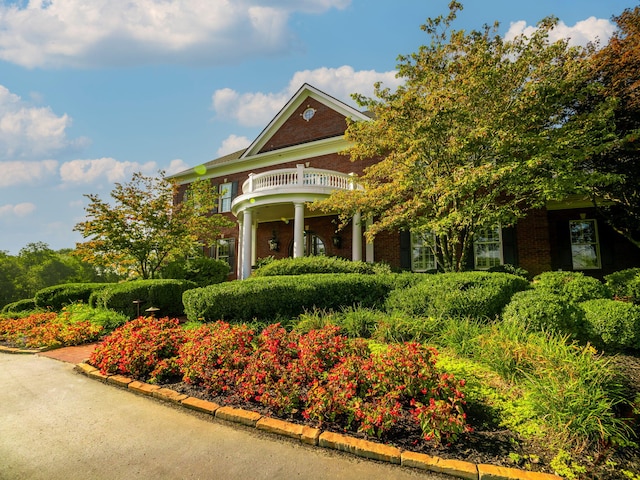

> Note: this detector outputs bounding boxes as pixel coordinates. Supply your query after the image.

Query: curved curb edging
[0,345,48,354]
[74,362,562,480]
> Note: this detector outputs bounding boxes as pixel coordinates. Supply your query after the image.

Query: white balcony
[241,165,360,194]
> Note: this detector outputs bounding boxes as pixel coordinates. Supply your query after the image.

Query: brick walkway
[38,343,97,364]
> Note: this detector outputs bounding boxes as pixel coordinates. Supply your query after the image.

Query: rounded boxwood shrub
[90,279,197,318]
[580,299,640,351]
[532,271,610,303]
[34,283,112,311]
[161,257,229,287]
[502,289,584,336]
[604,268,640,303]
[1,298,37,314]
[385,271,529,320]
[183,273,395,323]
[252,256,391,276]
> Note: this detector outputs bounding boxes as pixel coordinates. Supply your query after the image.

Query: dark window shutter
[231,181,239,198]
[211,184,218,213]
[501,226,518,266]
[399,231,411,270]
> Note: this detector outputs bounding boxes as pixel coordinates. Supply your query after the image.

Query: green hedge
[34,283,112,311]
[502,289,584,336]
[385,271,529,320]
[604,268,640,303]
[183,273,396,323]
[252,256,391,276]
[89,279,197,318]
[532,271,610,303]
[1,298,37,314]
[161,257,229,287]
[580,299,640,352]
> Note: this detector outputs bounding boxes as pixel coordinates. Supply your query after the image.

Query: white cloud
[212,65,401,127]
[0,202,36,218]
[0,0,350,68]
[59,158,157,184]
[165,158,192,176]
[505,17,616,48]
[217,134,251,156]
[0,160,59,187]
[0,85,85,160]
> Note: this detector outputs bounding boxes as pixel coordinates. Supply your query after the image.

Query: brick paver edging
[74,362,562,480]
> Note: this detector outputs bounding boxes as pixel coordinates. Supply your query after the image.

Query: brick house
[170,84,640,279]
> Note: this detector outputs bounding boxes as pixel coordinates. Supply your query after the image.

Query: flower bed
[0,311,103,349]
[89,317,470,445]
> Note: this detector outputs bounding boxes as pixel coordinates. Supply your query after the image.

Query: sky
[0,0,635,255]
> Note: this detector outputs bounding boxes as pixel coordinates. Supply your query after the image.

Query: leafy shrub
[386,272,529,320]
[1,298,37,314]
[59,303,129,331]
[487,264,530,279]
[34,283,112,311]
[161,257,229,287]
[252,256,391,276]
[90,279,197,318]
[89,316,185,382]
[532,271,610,303]
[183,274,395,323]
[336,307,380,339]
[502,289,585,336]
[580,299,640,351]
[604,268,640,303]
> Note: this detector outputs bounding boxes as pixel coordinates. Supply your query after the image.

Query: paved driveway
[0,353,447,480]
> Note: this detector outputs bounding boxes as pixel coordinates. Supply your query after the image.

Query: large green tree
[74,172,233,279]
[315,2,620,271]
[588,7,640,247]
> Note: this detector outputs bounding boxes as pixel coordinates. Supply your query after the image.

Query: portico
[232,164,370,279]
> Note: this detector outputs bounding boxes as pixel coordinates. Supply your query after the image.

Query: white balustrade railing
[242,164,360,194]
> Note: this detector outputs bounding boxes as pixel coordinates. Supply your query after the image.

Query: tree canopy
[314,2,621,271]
[588,6,640,247]
[74,172,233,279]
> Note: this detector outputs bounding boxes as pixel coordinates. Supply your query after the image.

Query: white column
[237,220,243,278]
[241,209,253,279]
[365,216,374,263]
[293,202,305,258]
[251,217,257,267]
[352,211,362,261]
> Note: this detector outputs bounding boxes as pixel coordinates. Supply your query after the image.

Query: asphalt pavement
[0,353,449,480]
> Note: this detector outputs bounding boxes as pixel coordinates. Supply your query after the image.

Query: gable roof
[169,84,370,182]
[240,83,370,158]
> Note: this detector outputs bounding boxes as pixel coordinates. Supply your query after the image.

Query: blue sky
[0,0,634,255]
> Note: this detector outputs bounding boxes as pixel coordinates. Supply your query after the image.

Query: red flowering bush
[179,321,255,393]
[89,316,184,383]
[236,324,359,413]
[0,312,103,348]
[89,319,470,445]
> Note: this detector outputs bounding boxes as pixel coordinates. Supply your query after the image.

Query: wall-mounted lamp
[332,235,342,249]
[268,231,280,252]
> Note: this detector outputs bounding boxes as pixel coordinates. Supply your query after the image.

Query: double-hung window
[218,182,233,213]
[474,226,503,269]
[569,219,601,269]
[212,238,234,268]
[411,232,437,272]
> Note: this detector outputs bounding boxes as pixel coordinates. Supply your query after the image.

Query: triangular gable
[240,83,370,159]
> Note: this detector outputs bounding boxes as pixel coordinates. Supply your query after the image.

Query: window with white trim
[411,232,437,272]
[212,238,234,267]
[219,182,233,213]
[474,226,503,269]
[569,219,601,269]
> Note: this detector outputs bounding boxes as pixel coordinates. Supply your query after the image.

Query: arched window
[289,231,326,257]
